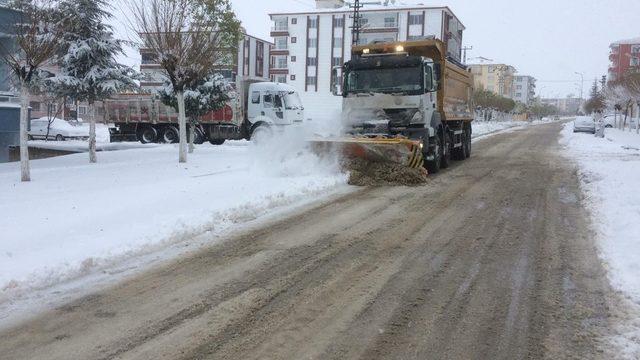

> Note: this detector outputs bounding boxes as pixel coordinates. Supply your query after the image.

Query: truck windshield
[345,66,423,95]
[283,91,303,110]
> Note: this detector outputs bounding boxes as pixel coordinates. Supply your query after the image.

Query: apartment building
[468,59,517,99]
[512,75,536,105]
[609,37,640,82]
[268,0,466,121]
[541,97,583,115]
[140,32,272,91]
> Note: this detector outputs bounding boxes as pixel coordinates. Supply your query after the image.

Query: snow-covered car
[573,116,595,134]
[603,114,624,128]
[29,117,90,141]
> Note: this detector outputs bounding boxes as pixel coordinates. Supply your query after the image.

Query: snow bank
[560,124,640,357]
[0,132,348,302]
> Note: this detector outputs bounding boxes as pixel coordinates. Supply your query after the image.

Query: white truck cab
[246,82,304,137]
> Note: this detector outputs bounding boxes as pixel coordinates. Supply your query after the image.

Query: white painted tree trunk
[88,103,97,163]
[176,91,187,163]
[19,82,31,182]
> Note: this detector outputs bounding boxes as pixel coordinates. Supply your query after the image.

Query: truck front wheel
[424,135,442,174]
[209,138,225,145]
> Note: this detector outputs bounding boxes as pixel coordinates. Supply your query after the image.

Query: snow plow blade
[309,137,424,169]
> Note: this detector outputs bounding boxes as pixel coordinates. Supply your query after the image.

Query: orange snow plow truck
[312,38,474,174]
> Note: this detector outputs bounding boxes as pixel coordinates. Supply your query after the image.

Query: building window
[333,37,343,47]
[307,57,317,66]
[251,91,260,104]
[29,101,41,111]
[516,85,522,90]
[292,37,297,43]
[291,17,297,25]
[290,75,296,81]
[273,18,288,31]
[275,37,287,50]
[334,17,344,27]
[273,74,287,83]
[291,56,296,62]
[332,57,342,66]
[631,57,640,67]
[307,76,317,85]
[408,35,422,41]
[408,14,424,25]
[632,45,640,53]
[308,38,318,48]
[516,93,522,97]
[255,41,264,77]
[309,17,318,28]
[275,56,287,69]
[384,16,396,28]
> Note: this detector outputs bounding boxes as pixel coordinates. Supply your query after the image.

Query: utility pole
[462,45,473,64]
[349,0,381,47]
[574,71,584,102]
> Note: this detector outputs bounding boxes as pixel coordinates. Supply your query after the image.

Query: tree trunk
[88,103,97,163]
[177,91,187,163]
[188,120,194,154]
[19,82,31,182]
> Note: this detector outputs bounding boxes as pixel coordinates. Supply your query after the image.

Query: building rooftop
[269,2,465,30]
[611,37,640,46]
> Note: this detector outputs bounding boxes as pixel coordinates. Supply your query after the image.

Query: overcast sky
[115,0,640,99]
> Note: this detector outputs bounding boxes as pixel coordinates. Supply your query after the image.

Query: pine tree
[54,0,139,163]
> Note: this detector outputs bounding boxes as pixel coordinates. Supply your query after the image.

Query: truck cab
[337,48,439,141]
[245,82,304,136]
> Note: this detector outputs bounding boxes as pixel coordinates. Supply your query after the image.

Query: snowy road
[0,122,621,359]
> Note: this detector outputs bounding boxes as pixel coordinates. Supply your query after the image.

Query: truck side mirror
[331,66,343,96]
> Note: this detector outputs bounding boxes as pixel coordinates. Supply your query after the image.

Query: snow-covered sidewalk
[1,133,347,301]
[560,124,640,357]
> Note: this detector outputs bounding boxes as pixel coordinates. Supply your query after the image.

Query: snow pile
[560,124,640,357]
[0,136,348,301]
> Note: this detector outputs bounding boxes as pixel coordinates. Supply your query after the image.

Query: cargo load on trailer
[105,78,305,145]
[313,38,474,175]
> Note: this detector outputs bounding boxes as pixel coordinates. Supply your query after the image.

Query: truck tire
[209,138,225,145]
[452,131,467,161]
[424,135,442,174]
[465,128,471,158]
[162,126,179,143]
[250,124,272,144]
[139,126,158,144]
[56,134,65,141]
[193,128,205,144]
[440,132,451,169]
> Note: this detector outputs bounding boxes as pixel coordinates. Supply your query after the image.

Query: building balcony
[270,48,289,56]
[269,68,289,75]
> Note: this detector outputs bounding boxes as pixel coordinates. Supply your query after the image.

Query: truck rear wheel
[209,138,225,145]
[424,135,441,174]
[162,126,179,143]
[464,128,471,158]
[440,132,452,169]
[139,126,158,144]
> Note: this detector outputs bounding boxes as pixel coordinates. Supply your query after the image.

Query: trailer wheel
[424,135,441,174]
[162,126,179,143]
[209,138,225,145]
[440,132,452,169]
[139,126,158,144]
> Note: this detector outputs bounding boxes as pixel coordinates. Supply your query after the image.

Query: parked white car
[29,117,90,141]
[573,116,596,134]
[603,114,638,129]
